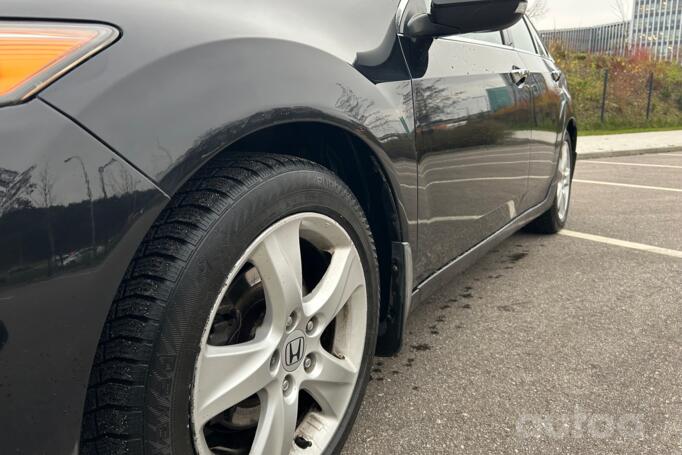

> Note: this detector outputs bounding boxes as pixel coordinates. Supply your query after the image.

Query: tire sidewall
[143,168,379,455]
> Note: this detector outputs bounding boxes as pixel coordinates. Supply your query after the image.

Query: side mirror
[406,0,528,38]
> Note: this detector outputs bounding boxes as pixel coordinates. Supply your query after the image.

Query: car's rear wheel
[526,134,574,234]
[81,154,379,455]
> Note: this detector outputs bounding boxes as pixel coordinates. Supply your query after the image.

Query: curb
[577,146,682,160]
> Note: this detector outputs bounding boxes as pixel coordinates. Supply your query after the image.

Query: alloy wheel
[556,139,572,222]
[192,213,368,455]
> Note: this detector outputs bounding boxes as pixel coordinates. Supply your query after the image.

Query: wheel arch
[45,36,418,363]
[193,120,411,355]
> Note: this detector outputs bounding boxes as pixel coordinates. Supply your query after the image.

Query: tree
[611,0,631,23]
[611,0,632,56]
[32,165,58,274]
[527,0,549,20]
[0,166,35,216]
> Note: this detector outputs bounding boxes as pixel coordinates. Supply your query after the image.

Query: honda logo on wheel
[285,336,304,367]
[282,330,306,372]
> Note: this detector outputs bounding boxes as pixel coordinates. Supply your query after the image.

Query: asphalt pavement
[343,151,682,454]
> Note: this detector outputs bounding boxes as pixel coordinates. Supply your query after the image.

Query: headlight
[0,21,118,107]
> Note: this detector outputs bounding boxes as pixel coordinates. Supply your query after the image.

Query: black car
[0,0,576,453]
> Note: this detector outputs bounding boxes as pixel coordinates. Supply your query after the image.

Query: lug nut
[282,378,290,393]
[305,319,315,334]
[304,355,314,372]
[286,312,296,330]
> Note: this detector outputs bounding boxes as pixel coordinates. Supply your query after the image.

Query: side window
[461,31,503,45]
[526,18,550,58]
[506,18,537,54]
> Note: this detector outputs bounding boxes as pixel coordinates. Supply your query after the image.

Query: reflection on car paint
[0,157,161,287]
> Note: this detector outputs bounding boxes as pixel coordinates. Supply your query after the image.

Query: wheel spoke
[249,219,303,327]
[251,382,298,455]
[302,350,358,418]
[556,140,572,221]
[194,341,275,427]
[303,246,364,326]
[192,213,368,455]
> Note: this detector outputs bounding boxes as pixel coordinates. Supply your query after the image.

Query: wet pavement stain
[0,321,7,352]
[506,252,528,263]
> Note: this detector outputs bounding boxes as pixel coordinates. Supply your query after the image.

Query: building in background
[631,0,682,62]
[539,0,682,63]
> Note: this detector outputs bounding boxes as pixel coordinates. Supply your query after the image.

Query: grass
[552,43,682,134]
[580,126,682,136]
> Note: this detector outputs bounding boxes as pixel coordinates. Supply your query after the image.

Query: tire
[526,133,574,234]
[81,154,379,455]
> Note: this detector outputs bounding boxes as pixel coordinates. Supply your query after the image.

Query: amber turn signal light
[0,22,118,107]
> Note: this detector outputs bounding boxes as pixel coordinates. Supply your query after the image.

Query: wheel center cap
[283,330,306,372]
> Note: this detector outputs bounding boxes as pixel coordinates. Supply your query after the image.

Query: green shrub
[550,43,682,132]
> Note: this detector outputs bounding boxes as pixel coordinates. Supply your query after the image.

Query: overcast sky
[531,0,633,31]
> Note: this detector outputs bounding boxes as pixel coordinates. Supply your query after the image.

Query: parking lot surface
[343,152,682,454]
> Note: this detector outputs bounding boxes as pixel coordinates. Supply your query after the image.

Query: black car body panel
[0,100,168,453]
[405,34,537,281]
[9,0,418,246]
[0,1,575,452]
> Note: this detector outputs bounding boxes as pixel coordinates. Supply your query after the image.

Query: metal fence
[567,63,682,129]
[632,0,682,62]
[540,0,682,64]
[540,22,631,57]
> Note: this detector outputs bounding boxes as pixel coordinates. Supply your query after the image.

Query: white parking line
[559,230,682,259]
[583,161,682,169]
[664,153,682,157]
[574,179,682,193]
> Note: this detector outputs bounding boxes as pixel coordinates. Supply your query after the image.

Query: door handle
[510,66,529,87]
[551,70,563,82]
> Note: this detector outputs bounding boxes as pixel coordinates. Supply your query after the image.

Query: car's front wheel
[81,154,379,455]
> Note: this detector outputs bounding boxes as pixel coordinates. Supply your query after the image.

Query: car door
[404,31,533,282]
[508,17,566,209]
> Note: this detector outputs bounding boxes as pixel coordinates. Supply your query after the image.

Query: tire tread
[81,153,365,454]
